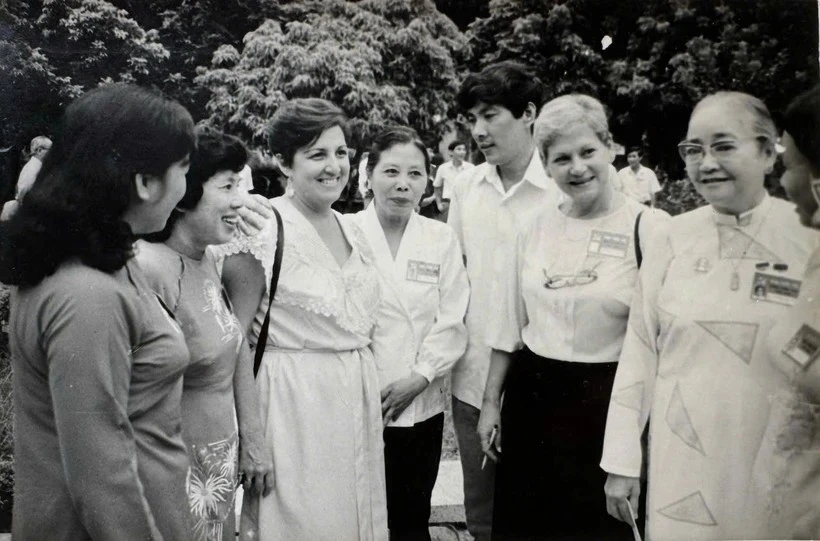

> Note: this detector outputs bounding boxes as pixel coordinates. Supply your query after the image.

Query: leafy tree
[467,0,609,97]
[435,0,490,30]
[606,0,819,177]
[151,0,275,120]
[195,0,467,150]
[0,0,171,151]
[466,0,819,189]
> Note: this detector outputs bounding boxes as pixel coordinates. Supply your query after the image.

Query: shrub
[655,178,707,216]
[0,284,12,518]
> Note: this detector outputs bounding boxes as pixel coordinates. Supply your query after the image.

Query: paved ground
[234,458,469,538]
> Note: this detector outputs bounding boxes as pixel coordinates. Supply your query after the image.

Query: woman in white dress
[221,98,388,541]
[747,84,820,539]
[602,91,818,540]
[348,127,469,540]
[478,94,668,540]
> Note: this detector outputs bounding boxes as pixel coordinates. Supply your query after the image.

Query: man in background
[617,145,661,206]
[433,140,474,222]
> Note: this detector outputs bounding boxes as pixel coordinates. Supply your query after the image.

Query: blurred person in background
[617,146,662,206]
[433,140,474,222]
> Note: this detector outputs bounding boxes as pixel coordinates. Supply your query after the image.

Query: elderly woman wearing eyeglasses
[476,94,669,540]
[601,91,819,541]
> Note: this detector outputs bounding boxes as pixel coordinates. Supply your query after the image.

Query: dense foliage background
[1,0,817,200]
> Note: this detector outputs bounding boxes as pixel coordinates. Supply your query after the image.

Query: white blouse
[490,196,670,363]
[350,205,469,427]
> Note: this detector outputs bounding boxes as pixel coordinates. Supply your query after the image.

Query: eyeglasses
[543,263,600,289]
[677,137,763,165]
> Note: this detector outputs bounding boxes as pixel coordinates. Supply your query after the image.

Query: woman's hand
[238,436,274,497]
[477,400,502,463]
[604,473,641,525]
[237,194,274,236]
[380,374,429,423]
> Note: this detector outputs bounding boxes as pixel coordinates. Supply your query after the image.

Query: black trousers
[383,412,444,541]
[492,349,631,541]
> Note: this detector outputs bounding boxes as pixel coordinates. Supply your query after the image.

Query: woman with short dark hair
[221,98,388,540]
[0,83,196,540]
[137,128,273,541]
[349,127,469,540]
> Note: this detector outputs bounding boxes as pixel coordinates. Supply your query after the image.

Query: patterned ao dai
[601,195,818,540]
[137,240,246,541]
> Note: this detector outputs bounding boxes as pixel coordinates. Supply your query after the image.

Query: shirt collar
[481,150,552,191]
[711,192,772,227]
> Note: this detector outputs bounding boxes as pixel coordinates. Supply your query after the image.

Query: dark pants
[492,349,631,541]
[453,397,494,541]
[384,413,444,541]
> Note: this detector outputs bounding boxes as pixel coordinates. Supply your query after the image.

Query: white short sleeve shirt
[447,151,562,409]
[617,165,661,203]
[433,160,475,200]
[489,197,670,363]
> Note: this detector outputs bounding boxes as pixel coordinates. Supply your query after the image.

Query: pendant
[694,257,711,273]
[730,271,740,291]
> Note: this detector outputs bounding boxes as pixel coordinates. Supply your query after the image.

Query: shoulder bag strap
[634,210,644,269]
[253,206,284,378]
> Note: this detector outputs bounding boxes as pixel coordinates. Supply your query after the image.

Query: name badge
[588,230,630,258]
[783,324,820,369]
[407,260,440,284]
[750,272,802,306]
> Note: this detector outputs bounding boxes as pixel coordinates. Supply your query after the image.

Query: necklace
[723,206,771,291]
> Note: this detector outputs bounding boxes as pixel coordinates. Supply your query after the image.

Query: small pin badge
[695,257,711,273]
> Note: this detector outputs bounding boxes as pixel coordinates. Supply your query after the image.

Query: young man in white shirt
[616,146,662,206]
[447,61,562,541]
[433,140,474,222]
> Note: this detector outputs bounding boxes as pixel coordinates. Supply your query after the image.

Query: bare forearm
[483,348,513,406]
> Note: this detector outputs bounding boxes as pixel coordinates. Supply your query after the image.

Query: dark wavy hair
[145,128,247,242]
[267,98,349,167]
[782,85,820,175]
[366,126,430,177]
[0,84,195,287]
[456,60,546,118]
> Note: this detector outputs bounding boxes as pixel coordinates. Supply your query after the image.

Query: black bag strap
[634,211,644,269]
[253,206,284,378]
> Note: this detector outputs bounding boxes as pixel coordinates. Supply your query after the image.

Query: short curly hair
[267,98,349,167]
